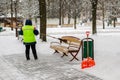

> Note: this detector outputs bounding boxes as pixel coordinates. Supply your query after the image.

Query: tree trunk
[113,17,116,28]
[34,17,38,28]
[62,12,64,25]
[68,15,71,24]
[91,0,98,34]
[38,0,47,41]
[11,0,13,31]
[102,2,105,29]
[74,10,77,29]
[68,5,71,24]
[28,0,32,19]
[74,16,77,29]
[14,1,18,37]
[59,0,62,25]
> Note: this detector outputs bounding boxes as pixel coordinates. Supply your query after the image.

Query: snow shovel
[81,31,95,69]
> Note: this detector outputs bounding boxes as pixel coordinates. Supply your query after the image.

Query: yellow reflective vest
[22,25,36,43]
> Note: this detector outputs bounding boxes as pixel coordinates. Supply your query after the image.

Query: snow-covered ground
[48,25,120,80]
[0,24,120,80]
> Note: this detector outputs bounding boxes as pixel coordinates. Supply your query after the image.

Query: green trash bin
[82,38,94,60]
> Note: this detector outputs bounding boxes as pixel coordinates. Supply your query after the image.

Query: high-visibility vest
[22,25,36,43]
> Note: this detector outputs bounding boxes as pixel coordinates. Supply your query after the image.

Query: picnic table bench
[50,36,82,61]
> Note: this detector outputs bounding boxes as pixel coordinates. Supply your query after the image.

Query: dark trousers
[25,44,38,60]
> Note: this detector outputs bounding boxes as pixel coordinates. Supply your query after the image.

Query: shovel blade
[81,57,95,69]
[81,58,88,69]
[87,57,95,67]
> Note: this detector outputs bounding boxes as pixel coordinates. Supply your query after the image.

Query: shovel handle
[86,31,90,38]
[86,31,90,58]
